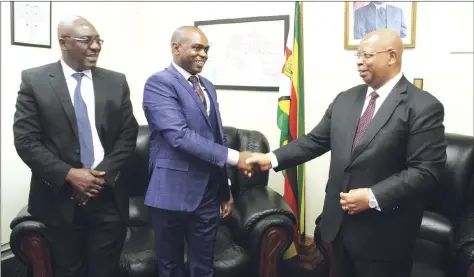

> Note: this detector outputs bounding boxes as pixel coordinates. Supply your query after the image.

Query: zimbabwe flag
[278,1,305,258]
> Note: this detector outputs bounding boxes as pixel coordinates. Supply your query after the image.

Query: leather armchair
[10,125,296,277]
[314,133,474,277]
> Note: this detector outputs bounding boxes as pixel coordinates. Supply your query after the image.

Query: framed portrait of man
[344,1,417,50]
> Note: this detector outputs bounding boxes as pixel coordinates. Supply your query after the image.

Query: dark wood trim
[259,227,289,277]
[21,233,52,277]
[468,263,474,277]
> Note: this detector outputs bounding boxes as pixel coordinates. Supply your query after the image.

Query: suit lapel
[48,62,79,138]
[201,78,220,134]
[386,6,395,29]
[91,68,106,142]
[167,65,212,129]
[368,3,376,25]
[342,86,367,165]
[350,77,408,164]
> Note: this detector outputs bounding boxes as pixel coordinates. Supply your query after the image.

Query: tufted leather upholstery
[411,133,474,277]
[10,125,296,277]
[313,133,474,277]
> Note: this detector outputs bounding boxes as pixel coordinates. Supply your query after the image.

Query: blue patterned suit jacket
[142,64,230,211]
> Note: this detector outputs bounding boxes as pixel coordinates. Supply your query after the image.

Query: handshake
[236,151,273,177]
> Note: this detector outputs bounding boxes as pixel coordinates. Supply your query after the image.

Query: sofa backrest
[125,125,151,198]
[122,125,271,225]
[425,133,474,219]
[223,126,270,199]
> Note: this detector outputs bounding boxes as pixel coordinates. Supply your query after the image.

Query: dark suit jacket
[13,61,139,227]
[273,76,446,261]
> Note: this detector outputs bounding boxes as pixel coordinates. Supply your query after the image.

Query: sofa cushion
[127,196,150,226]
[214,224,250,277]
[183,224,250,277]
[411,262,447,277]
[119,224,250,277]
[119,226,156,277]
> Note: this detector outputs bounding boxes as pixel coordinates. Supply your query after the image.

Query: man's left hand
[340,188,370,215]
[220,192,234,218]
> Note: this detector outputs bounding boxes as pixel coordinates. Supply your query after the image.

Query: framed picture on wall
[344,1,417,50]
[413,78,423,89]
[11,1,52,48]
[195,15,289,91]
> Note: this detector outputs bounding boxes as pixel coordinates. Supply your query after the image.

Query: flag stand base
[280,236,329,277]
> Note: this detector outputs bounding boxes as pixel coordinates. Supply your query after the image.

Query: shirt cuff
[368,188,381,211]
[266,152,278,168]
[228,178,231,186]
[227,148,239,166]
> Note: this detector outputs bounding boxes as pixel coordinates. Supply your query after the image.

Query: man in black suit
[246,29,446,277]
[13,16,138,277]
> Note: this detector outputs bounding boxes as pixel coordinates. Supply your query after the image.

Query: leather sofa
[10,125,297,277]
[314,133,474,277]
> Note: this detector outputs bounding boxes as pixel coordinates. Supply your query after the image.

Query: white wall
[1,2,472,244]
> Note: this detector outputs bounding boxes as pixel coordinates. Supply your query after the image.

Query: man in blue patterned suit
[142,26,253,277]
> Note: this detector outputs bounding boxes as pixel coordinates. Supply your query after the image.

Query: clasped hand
[340,188,370,215]
[66,168,106,205]
[236,152,272,177]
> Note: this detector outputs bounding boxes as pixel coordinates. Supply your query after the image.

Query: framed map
[195,15,289,91]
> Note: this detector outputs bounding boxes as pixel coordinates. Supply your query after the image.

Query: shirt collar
[60,58,92,80]
[172,61,199,82]
[368,71,403,99]
[372,2,387,10]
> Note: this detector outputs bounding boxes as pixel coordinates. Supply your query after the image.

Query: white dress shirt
[171,62,240,175]
[373,2,387,12]
[267,72,404,210]
[60,58,104,169]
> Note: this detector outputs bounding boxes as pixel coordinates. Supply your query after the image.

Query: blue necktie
[72,73,94,168]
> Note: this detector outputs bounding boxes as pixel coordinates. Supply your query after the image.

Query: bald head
[170,26,207,46]
[57,15,101,71]
[57,16,96,39]
[356,29,403,89]
[361,29,403,63]
[170,26,209,75]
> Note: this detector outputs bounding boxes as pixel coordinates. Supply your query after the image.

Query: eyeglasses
[355,49,393,59]
[63,36,104,47]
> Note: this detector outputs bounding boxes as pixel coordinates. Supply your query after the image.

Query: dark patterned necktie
[377,7,387,28]
[72,72,94,168]
[352,91,379,151]
[188,75,207,111]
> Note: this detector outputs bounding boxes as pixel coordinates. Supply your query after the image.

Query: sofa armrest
[10,206,53,277]
[229,186,296,277]
[453,213,474,277]
[232,186,296,235]
[249,215,294,277]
